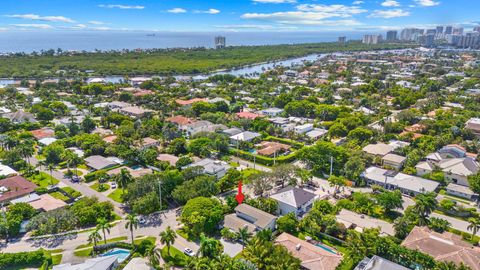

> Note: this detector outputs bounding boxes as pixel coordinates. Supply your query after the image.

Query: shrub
[221,227,238,242]
[0,250,50,269]
[84,170,108,183]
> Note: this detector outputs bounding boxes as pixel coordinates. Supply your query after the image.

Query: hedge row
[230,149,297,166]
[0,250,50,269]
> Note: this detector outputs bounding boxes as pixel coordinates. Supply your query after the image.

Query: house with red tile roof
[235,111,263,120]
[0,175,38,203]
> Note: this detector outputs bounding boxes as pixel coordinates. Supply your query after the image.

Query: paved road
[30,157,124,216]
[430,212,472,234]
[1,208,199,256]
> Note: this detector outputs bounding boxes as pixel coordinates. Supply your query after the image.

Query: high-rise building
[474,26,480,33]
[419,34,435,47]
[436,26,444,34]
[362,35,382,45]
[458,33,480,49]
[215,36,226,49]
[453,27,464,35]
[338,36,347,45]
[445,26,453,35]
[386,30,398,41]
[400,28,423,41]
[426,29,437,35]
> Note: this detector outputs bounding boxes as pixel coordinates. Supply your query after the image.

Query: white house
[184,158,230,179]
[294,123,314,134]
[261,108,284,117]
[270,186,317,217]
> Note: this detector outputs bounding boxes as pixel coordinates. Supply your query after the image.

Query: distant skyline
[0,0,479,33]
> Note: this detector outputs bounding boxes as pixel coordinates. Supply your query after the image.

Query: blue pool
[101,248,131,263]
[315,243,338,254]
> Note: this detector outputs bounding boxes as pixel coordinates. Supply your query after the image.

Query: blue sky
[0,0,478,33]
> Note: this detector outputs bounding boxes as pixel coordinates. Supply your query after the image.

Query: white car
[110,182,117,189]
[183,248,195,257]
[138,217,146,224]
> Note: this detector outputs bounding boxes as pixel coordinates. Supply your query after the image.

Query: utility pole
[1,203,8,243]
[329,156,333,176]
[158,180,163,216]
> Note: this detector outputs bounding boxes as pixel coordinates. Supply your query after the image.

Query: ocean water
[0,31,363,53]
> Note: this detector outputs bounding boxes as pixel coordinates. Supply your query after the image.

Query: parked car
[138,216,146,224]
[71,176,80,183]
[184,248,195,257]
[110,182,117,189]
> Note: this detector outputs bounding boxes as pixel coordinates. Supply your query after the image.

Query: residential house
[256,141,291,157]
[270,186,317,217]
[260,108,284,117]
[236,111,263,120]
[136,137,160,150]
[181,120,216,138]
[184,158,230,179]
[30,127,55,140]
[466,118,480,137]
[223,203,276,233]
[11,193,66,212]
[446,183,476,200]
[222,127,243,137]
[354,256,409,270]
[156,154,179,167]
[166,115,195,127]
[294,123,314,134]
[401,226,480,270]
[305,128,328,140]
[230,131,261,144]
[416,145,479,186]
[362,143,394,158]
[175,98,207,107]
[38,137,58,146]
[53,255,118,270]
[5,110,37,123]
[84,155,117,171]
[0,176,38,204]
[107,166,152,179]
[336,209,395,236]
[362,166,439,195]
[382,153,406,170]
[107,101,130,109]
[275,232,342,270]
[0,163,18,178]
[119,106,153,118]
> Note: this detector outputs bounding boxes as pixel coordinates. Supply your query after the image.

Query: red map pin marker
[236,181,245,204]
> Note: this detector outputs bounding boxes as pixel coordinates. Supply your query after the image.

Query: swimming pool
[101,248,131,263]
[315,243,338,254]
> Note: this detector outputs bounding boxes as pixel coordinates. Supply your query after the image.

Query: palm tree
[467,218,480,240]
[199,233,223,259]
[159,226,177,256]
[237,227,252,250]
[256,229,273,242]
[88,229,102,254]
[116,168,133,194]
[62,150,81,177]
[146,246,162,268]
[96,218,112,244]
[125,214,139,245]
[17,142,34,164]
[46,163,55,186]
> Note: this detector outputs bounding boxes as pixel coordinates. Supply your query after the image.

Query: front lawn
[50,191,70,202]
[134,236,156,245]
[75,236,128,250]
[160,246,188,267]
[90,182,110,192]
[28,172,59,188]
[108,188,126,203]
[61,187,81,198]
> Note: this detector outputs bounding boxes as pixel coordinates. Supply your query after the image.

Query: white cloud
[11,23,53,29]
[89,21,105,25]
[253,0,297,3]
[369,9,410,18]
[352,1,364,4]
[242,4,367,25]
[194,9,220,14]
[167,8,187,14]
[0,27,8,31]
[381,0,400,7]
[414,0,440,6]
[6,14,75,23]
[98,4,145,9]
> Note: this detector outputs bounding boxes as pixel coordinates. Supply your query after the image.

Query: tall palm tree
[17,142,34,164]
[467,218,480,240]
[146,246,162,268]
[237,227,252,250]
[62,150,81,177]
[46,163,55,186]
[256,229,273,242]
[159,226,177,256]
[116,168,133,194]
[96,218,112,244]
[88,229,102,254]
[125,214,139,245]
[199,234,223,259]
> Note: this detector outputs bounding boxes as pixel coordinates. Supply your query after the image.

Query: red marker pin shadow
[236,181,245,204]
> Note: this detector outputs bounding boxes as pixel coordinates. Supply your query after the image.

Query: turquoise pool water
[101,248,131,263]
[315,243,337,254]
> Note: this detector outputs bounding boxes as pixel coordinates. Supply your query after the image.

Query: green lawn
[134,236,156,245]
[49,191,70,202]
[51,253,63,265]
[78,164,88,170]
[90,182,110,192]
[28,172,59,188]
[108,188,126,203]
[176,228,197,242]
[73,247,93,257]
[160,246,188,267]
[61,187,81,198]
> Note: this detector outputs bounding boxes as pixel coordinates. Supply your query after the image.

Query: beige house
[223,204,276,233]
[382,153,406,170]
[362,143,394,158]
